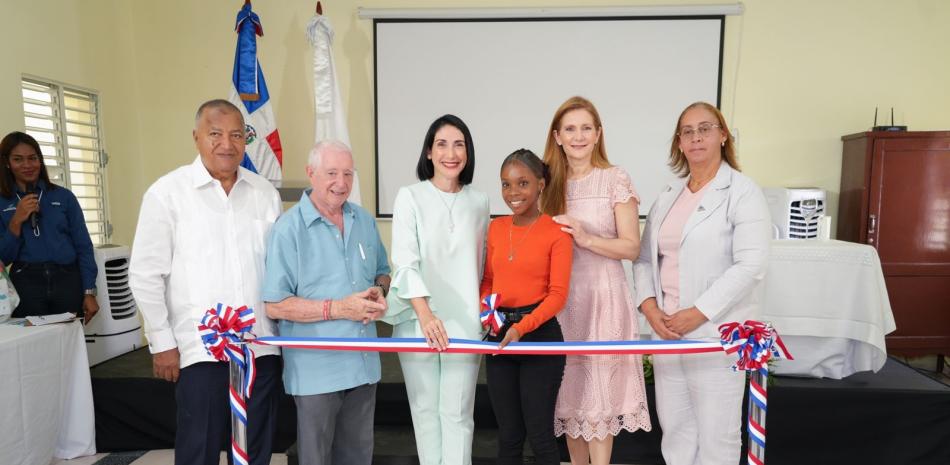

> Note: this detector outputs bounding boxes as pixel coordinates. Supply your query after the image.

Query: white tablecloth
[763,240,897,378]
[0,320,96,465]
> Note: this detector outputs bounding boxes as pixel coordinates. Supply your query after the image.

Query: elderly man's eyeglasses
[678,123,721,141]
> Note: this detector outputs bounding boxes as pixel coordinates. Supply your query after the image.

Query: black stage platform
[92,352,950,464]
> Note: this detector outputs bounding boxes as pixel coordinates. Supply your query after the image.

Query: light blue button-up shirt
[263,190,390,395]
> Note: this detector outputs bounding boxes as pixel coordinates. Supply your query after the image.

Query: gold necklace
[508,215,540,261]
[688,174,715,192]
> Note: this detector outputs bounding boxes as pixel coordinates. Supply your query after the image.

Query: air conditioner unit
[85,244,143,366]
[764,187,826,239]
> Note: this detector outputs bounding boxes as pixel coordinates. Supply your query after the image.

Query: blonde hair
[668,102,740,177]
[540,96,612,215]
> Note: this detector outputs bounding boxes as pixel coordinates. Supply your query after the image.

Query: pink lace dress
[554,166,653,440]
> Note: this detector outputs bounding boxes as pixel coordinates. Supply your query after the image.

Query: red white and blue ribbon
[718,320,793,374]
[207,313,789,465]
[229,383,250,465]
[746,377,768,465]
[198,303,258,397]
[479,294,505,337]
[718,320,794,465]
[198,303,258,465]
[250,336,725,356]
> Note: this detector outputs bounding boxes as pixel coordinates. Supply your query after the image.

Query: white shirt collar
[187,155,247,189]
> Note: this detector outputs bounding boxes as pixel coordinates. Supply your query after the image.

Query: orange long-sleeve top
[479,214,573,335]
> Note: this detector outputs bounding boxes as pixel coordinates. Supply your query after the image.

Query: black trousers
[175,355,281,465]
[10,262,83,318]
[486,318,567,465]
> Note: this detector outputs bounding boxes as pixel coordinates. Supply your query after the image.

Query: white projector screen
[374,17,724,217]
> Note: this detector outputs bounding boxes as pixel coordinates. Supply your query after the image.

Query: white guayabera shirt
[130,157,281,368]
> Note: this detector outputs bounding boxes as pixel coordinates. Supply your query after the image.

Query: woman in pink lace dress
[540,96,651,465]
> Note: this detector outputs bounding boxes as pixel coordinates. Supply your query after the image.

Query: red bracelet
[323,299,331,321]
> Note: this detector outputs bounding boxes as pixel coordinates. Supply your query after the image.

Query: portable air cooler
[84,244,143,366]
[764,187,826,239]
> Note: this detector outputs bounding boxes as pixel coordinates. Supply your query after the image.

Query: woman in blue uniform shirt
[0,131,98,322]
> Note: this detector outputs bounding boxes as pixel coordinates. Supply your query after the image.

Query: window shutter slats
[20,77,109,245]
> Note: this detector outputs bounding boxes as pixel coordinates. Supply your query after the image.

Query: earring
[721,141,725,147]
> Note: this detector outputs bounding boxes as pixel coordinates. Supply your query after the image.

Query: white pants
[653,351,746,465]
[394,321,481,465]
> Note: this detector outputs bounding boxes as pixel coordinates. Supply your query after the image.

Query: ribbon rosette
[198,303,258,398]
[718,320,793,373]
[719,320,793,465]
[479,294,506,337]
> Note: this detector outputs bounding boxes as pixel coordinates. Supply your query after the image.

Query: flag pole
[229,358,249,464]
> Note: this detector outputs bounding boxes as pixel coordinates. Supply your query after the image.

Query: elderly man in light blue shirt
[263,140,390,465]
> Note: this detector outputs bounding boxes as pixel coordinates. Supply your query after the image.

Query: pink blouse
[657,182,710,313]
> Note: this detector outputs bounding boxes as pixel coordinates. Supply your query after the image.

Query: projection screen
[374,16,724,217]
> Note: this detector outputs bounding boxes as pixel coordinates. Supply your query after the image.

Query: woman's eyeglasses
[678,123,721,141]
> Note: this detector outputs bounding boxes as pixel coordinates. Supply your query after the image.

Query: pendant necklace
[432,181,459,232]
[508,215,540,261]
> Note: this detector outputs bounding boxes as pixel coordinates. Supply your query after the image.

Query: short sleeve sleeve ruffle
[609,167,640,206]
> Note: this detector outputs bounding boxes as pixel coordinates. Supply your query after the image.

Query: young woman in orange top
[480,149,573,465]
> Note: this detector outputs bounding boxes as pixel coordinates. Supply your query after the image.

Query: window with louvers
[20,77,110,245]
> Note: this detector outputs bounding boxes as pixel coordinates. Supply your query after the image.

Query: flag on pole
[229,1,283,185]
[307,2,361,205]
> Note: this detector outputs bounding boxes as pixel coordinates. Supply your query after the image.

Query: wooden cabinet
[838,131,950,355]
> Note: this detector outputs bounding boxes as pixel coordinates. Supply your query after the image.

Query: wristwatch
[84,288,97,296]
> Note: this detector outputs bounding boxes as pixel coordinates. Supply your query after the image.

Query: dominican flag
[229,2,283,185]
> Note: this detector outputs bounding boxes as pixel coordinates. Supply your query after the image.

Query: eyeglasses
[677,123,721,141]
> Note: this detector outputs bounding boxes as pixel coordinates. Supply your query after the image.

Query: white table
[763,240,897,379]
[0,320,96,465]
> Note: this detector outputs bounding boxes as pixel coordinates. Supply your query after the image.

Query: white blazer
[633,162,772,339]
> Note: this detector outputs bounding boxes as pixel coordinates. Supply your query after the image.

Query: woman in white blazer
[633,102,771,465]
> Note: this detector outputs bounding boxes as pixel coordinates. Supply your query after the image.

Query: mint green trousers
[394,321,481,465]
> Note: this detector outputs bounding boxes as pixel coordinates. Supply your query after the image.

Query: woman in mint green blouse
[384,114,490,465]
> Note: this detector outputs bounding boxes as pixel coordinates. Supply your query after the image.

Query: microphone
[25,182,39,230]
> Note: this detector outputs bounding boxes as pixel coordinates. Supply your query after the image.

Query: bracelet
[374,281,389,298]
[323,299,332,321]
